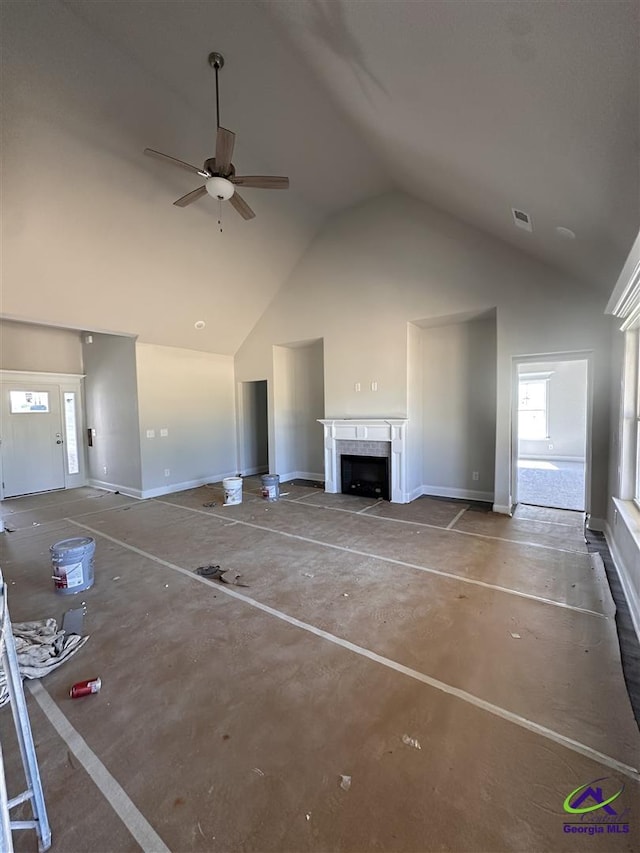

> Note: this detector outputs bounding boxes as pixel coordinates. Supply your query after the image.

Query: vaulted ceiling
[2,1,638,353]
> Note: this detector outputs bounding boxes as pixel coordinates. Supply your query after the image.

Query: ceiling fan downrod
[208,52,224,130]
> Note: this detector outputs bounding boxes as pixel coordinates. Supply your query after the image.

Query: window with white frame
[607,234,640,505]
[518,375,550,440]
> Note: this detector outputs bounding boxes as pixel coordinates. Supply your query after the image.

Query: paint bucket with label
[261,474,280,501]
[223,476,243,505]
[50,537,95,595]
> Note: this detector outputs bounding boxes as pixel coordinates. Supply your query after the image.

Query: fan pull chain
[218,198,223,232]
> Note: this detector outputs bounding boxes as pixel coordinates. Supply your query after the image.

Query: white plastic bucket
[50,537,95,595]
[223,476,243,505]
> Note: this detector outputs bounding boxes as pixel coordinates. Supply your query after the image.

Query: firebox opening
[340,454,390,501]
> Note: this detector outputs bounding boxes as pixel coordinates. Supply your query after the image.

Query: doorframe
[0,370,87,500]
[510,351,593,513]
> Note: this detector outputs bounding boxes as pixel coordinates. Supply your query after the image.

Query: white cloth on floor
[0,618,88,707]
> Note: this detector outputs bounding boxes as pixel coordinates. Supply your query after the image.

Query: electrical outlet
[354,383,361,393]
[164,468,170,477]
[146,429,155,439]
[160,428,169,437]
[371,381,378,391]
[472,471,479,481]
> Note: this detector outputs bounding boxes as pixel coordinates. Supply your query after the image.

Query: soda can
[69,677,101,698]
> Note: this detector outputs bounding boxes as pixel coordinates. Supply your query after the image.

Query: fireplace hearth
[341,454,390,500]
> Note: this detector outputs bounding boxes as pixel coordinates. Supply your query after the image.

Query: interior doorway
[239,380,269,476]
[513,357,589,511]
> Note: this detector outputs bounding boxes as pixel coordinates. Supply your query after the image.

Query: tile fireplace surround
[317,419,408,503]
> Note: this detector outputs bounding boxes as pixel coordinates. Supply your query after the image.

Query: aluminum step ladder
[0,572,51,852]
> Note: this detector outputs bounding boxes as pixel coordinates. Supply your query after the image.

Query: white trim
[604,520,640,646]
[493,504,513,516]
[318,418,408,503]
[240,465,269,477]
[586,516,606,532]
[519,454,586,463]
[421,484,493,503]
[0,369,85,380]
[87,479,144,499]
[606,230,640,322]
[279,471,324,483]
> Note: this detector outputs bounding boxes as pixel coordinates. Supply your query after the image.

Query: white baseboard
[421,484,494,503]
[88,479,144,499]
[492,504,513,516]
[519,455,585,463]
[88,472,238,501]
[604,521,640,646]
[279,471,324,483]
[587,516,606,532]
[240,466,269,477]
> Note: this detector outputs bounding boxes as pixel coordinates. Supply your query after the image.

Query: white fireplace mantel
[318,419,408,503]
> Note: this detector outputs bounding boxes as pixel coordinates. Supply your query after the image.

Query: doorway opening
[514,357,589,511]
[239,380,269,476]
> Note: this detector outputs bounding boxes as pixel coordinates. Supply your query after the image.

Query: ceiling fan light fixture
[206,176,235,201]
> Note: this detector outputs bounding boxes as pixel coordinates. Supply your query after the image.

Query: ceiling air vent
[512,208,533,232]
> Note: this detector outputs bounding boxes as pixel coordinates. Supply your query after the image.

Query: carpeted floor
[517,459,585,511]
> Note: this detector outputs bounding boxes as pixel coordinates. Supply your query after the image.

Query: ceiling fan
[144,52,289,221]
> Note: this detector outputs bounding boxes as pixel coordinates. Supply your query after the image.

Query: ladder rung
[8,790,34,809]
[10,820,39,830]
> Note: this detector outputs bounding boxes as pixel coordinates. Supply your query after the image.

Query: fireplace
[317,419,408,503]
[341,454,390,500]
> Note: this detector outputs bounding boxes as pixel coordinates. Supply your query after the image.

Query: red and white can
[69,677,101,698]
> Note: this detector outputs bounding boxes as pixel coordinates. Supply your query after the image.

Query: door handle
[56,439,64,445]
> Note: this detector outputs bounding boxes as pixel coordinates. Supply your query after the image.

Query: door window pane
[10,390,50,413]
[63,392,79,475]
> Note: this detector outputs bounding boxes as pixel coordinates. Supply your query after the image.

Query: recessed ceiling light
[194,320,206,330]
[555,226,576,240]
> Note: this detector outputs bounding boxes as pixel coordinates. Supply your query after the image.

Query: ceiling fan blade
[144,148,208,177]
[230,175,289,190]
[173,186,207,207]
[229,191,255,220]
[215,127,235,175]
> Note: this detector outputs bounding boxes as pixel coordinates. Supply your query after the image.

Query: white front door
[1,383,66,497]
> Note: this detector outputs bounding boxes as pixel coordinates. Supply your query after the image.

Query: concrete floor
[0,482,638,852]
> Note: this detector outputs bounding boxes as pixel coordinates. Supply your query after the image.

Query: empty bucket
[261,474,280,501]
[50,537,95,595]
[223,476,243,505]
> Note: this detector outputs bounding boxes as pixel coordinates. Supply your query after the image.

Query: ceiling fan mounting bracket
[208,52,224,70]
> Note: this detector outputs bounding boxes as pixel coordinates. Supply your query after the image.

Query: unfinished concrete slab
[0,486,638,852]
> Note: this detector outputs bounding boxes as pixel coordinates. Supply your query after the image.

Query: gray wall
[419,314,496,498]
[236,193,610,515]
[273,340,325,480]
[82,334,142,494]
[135,343,236,493]
[1,319,82,374]
[518,360,588,460]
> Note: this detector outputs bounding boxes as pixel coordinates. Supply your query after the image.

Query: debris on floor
[339,775,351,791]
[202,501,217,508]
[510,632,522,639]
[195,564,249,587]
[0,618,89,707]
[401,734,421,750]
[62,605,86,636]
[69,677,101,698]
[252,767,264,777]
[303,573,315,578]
